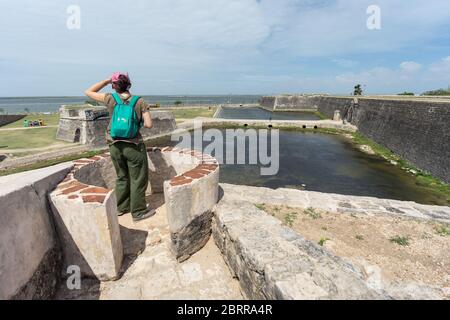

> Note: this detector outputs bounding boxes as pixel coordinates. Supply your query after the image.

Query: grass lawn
[0,150,105,177]
[0,127,61,150]
[1,113,60,128]
[166,107,216,119]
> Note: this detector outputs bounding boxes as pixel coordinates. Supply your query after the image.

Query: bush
[398,92,415,96]
[85,100,100,106]
[353,84,363,96]
[174,100,183,105]
[421,88,450,96]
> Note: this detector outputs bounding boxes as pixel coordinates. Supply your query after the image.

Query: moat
[167,129,447,206]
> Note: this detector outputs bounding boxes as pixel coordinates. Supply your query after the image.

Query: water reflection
[167,129,447,206]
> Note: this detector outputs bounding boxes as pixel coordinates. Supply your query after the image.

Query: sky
[0,0,449,96]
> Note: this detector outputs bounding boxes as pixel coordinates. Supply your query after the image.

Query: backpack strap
[128,96,140,108]
[111,93,122,105]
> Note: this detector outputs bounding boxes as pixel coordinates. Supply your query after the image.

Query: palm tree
[353,84,363,96]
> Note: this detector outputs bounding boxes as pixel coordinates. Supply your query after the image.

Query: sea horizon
[0,94,263,113]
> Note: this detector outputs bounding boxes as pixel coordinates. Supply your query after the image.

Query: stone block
[213,196,387,300]
[50,189,123,280]
[164,163,219,262]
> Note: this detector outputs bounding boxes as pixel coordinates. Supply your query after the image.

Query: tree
[174,100,183,106]
[24,107,30,114]
[0,108,4,114]
[398,92,415,96]
[421,88,450,96]
[353,84,363,96]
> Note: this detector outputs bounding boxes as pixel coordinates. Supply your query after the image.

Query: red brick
[193,169,211,175]
[68,195,79,200]
[171,175,187,182]
[80,187,110,194]
[183,171,204,179]
[170,178,192,186]
[57,180,78,190]
[61,183,89,195]
[90,156,102,161]
[197,164,218,171]
[74,159,93,164]
[82,195,106,204]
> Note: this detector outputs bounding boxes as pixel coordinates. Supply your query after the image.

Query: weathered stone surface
[12,247,62,300]
[57,107,177,147]
[0,162,72,300]
[171,211,214,262]
[213,190,389,300]
[141,111,177,139]
[219,183,450,224]
[57,205,242,300]
[164,162,219,262]
[56,105,110,145]
[49,189,123,281]
[260,95,450,183]
[0,114,26,127]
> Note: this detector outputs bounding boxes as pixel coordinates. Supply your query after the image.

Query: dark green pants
[109,142,148,218]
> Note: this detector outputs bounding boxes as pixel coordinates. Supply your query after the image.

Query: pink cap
[111,72,129,83]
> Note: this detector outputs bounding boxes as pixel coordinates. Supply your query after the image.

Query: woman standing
[85,72,155,222]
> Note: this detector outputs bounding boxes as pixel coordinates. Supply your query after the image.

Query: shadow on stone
[118,225,148,278]
[218,186,225,202]
[50,213,101,300]
[171,210,214,262]
[146,193,165,210]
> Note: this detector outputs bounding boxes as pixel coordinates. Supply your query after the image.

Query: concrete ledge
[213,197,387,300]
[178,118,357,132]
[0,162,72,300]
[219,184,450,224]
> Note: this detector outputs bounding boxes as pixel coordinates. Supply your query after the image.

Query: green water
[169,129,448,206]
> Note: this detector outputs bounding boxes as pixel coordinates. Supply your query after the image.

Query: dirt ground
[260,204,450,299]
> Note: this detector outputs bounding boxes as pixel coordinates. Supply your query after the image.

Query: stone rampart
[0,115,26,127]
[259,95,450,183]
[0,163,72,299]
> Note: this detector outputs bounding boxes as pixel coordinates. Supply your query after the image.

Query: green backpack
[110,93,141,139]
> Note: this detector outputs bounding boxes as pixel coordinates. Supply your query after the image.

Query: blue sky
[0,0,449,96]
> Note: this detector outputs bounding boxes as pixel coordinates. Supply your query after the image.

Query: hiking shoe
[118,210,130,216]
[132,208,156,222]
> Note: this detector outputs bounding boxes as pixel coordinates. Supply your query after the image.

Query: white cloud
[429,56,450,75]
[334,58,450,94]
[0,0,449,95]
[400,61,422,73]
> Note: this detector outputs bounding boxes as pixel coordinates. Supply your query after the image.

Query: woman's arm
[142,111,152,129]
[84,78,111,103]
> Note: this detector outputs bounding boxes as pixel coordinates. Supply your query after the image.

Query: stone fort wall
[260,95,450,184]
[0,115,26,127]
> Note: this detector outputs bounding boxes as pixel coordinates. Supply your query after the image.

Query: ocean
[0,95,262,114]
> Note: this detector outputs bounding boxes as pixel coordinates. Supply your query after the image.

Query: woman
[84,72,155,222]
